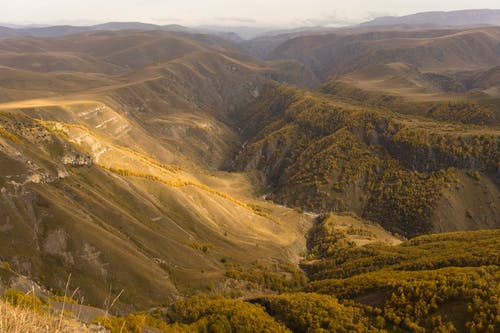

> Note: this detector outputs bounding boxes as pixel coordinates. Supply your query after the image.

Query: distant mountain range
[1,9,499,41]
[361,9,500,27]
[0,21,242,41]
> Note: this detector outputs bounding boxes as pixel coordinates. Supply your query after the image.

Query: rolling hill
[0,18,498,332]
[268,27,500,79]
[0,31,319,311]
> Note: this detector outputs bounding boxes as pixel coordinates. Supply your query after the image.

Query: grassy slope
[0,30,323,310]
[0,111,311,310]
[0,28,498,331]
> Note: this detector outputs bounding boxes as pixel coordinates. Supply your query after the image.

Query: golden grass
[0,127,23,144]
[38,120,181,173]
[104,166,269,217]
[38,119,270,217]
[0,299,94,333]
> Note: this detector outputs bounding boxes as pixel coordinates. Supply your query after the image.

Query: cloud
[149,17,184,24]
[214,17,257,24]
[364,10,401,20]
[300,12,363,27]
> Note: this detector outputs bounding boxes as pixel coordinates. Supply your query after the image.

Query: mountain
[196,25,271,40]
[0,22,243,42]
[250,25,500,126]
[235,83,499,238]
[268,27,500,79]
[4,226,498,332]
[361,9,500,28]
[0,30,321,310]
[0,17,498,332]
[0,27,18,38]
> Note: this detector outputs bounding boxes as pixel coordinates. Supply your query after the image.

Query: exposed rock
[43,229,75,266]
[61,154,93,167]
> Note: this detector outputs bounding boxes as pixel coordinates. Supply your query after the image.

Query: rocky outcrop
[61,154,93,167]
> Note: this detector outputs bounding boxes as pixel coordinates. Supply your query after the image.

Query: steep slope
[2,228,498,333]
[0,31,317,166]
[341,62,467,95]
[301,227,500,332]
[236,83,500,237]
[0,110,310,311]
[0,32,320,311]
[0,31,215,73]
[259,26,500,130]
[462,65,500,98]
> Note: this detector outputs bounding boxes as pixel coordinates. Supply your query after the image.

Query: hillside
[0,31,319,311]
[3,228,497,332]
[268,27,500,80]
[236,83,500,237]
[0,21,498,332]
[245,25,500,130]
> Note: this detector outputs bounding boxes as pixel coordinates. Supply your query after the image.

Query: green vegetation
[310,267,499,332]
[237,84,499,237]
[102,166,270,217]
[92,227,500,332]
[1,261,11,271]
[304,223,500,280]
[50,295,79,304]
[302,228,500,332]
[252,293,382,332]
[1,289,45,312]
[221,227,499,332]
[190,242,213,254]
[321,80,497,125]
[96,296,292,333]
[225,261,308,292]
[167,295,291,332]
[95,313,182,333]
[0,26,499,333]
[364,161,453,236]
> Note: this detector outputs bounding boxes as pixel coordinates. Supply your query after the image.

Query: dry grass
[0,299,98,333]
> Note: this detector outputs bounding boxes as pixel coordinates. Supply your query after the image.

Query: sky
[1,0,499,27]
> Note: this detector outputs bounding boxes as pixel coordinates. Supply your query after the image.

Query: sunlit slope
[0,26,498,318]
[0,33,318,310]
[0,111,310,310]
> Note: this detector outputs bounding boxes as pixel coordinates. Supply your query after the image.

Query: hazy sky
[1,0,499,27]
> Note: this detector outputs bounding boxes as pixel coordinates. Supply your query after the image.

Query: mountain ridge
[361,9,500,28]
[0,20,498,330]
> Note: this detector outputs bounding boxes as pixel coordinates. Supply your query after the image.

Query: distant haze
[1,0,500,27]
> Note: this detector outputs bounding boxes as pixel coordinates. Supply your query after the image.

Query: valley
[0,12,499,332]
